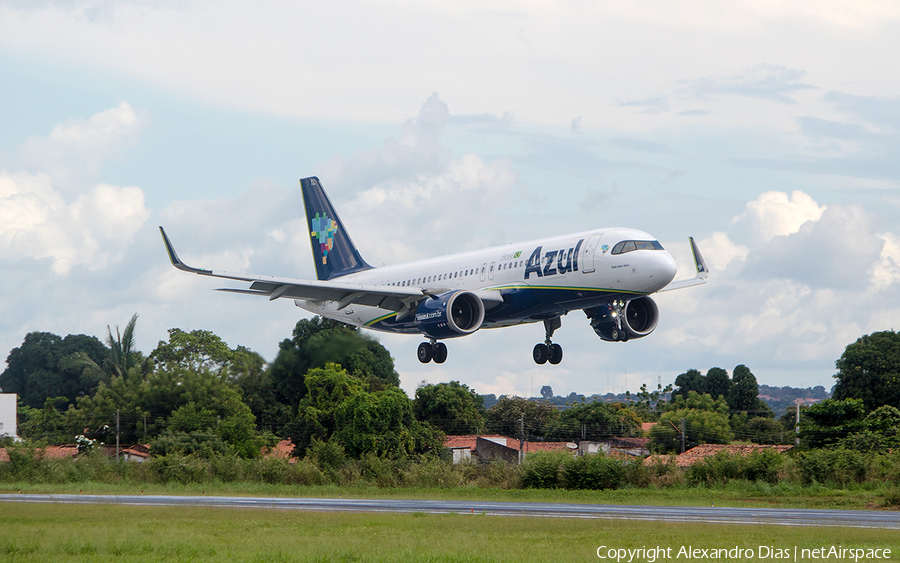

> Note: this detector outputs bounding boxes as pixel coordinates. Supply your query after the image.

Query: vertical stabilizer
[300,177,373,280]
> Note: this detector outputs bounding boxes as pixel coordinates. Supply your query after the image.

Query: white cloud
[0,171,149,274]
[871,232,900,291]
[16,102,141,190]
[317,95,519,266]
[732,190,827,243]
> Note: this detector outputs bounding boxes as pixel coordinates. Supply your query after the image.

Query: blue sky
[1,1,898,398]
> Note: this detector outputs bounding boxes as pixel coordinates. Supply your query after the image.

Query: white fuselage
[297,227,677,333]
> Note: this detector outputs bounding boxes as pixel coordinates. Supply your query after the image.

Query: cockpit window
[611,240,664,255]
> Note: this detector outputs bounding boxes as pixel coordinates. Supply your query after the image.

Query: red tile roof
[262,439,296,460]
[0,445,78,462]
[644,444,794,467]
[444,435,575,455]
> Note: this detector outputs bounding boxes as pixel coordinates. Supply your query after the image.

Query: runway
[2,494,898,529]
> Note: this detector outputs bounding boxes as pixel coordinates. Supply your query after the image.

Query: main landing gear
[417,340,448,364]
[533,317,563,365]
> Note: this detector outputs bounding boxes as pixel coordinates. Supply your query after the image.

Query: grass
[1,502,898,562]
[2,479,897,510]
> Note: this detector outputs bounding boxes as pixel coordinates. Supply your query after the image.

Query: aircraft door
[581,234,603,274]
[480,263,487,282]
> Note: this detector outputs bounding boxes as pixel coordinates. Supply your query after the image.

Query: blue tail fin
[300,177,373,280]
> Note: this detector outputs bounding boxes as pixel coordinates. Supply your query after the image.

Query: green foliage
[729,364,767,414]
[673,368,705,398]
[662,391,729,414]
[0,332,109,408]
[745,416,790,445]
[150,328,237,376]
[18,397,70,444]
[833,330,900,411]
[485,396,559,439]
[546,401,641,441]
[269,317,400,410]
[520,450,567,488]
[335,386,443,458]
[794,448,872,485]
[840,405,900,452]
[413,381,484,435]
[651,405,733,453]
[685,449,785,485]
[305,437,347,471]
[105,314,141,378]
[800,398,867,448]
[560,453,624,490]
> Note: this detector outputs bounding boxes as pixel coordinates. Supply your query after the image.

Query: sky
[1,0,898,399]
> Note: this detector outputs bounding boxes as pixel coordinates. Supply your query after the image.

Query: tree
[18,397,70,444]
[650,408,733,453]
[68,329,263,445]
[335,387,443,458]
[106,314,141,378]
[841,405,900,452]
[705,367,733,401]
[800,398,867,449]
[540,385,553,399]
[728,364,769,415]
[413,381,484,435]
[1,332,109,408]
[484,396,559,439]
[269,317,400,409]
[288,363,366,454]
[832,330,900,411]
[547,402,641,441]
[672,369,705,398]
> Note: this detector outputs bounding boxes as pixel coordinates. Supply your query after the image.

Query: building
[0,394,17,440]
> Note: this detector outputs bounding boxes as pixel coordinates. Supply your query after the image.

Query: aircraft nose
[649,251,677,288]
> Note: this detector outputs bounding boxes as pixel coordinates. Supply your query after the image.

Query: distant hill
[482,384,831,418]
[757,384,830,417]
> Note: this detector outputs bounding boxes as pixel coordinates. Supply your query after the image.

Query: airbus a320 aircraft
[160,177,708,365]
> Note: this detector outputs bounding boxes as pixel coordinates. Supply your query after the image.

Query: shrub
[520,451,567,488]
[794,448,872,485]
[560,454,624,490]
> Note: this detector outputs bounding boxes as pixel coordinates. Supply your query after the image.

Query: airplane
[160,176,708,365]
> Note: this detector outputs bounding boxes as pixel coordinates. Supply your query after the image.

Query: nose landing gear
[533,317,563,365]
[417,340,448,364]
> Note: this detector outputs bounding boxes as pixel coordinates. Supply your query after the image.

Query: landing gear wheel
[433,342,448,364]
[417,342,433,363]
[611,329,620,342]
[548,343,563,365]
[533,343,549,364]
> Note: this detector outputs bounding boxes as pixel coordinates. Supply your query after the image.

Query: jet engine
[586,296,659,342]
[414,291,485,340]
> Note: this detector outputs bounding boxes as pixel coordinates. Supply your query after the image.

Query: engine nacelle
[586,296,659,342]
[414,291,485,340]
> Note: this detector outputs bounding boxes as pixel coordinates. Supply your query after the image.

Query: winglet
[159,227,209,275]
[658,237,709,292]
[689,236,709,280]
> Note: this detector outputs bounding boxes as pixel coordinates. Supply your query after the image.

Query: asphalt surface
[2,494,899,529]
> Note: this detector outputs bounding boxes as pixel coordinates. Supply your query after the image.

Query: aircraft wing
[160,227,502,313]
[658,236,709,292]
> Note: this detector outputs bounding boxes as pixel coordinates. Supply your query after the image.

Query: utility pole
[116,409,120,462]
[795,399,801,446]
[519,415,524,465]
[680,418,686,454]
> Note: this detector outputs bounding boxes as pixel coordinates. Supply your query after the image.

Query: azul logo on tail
[310,213,338,265]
